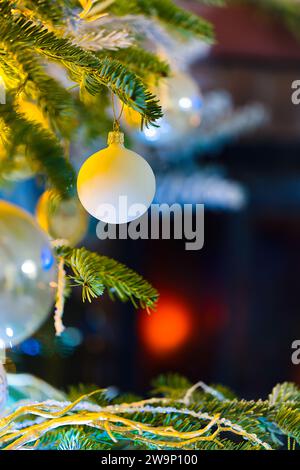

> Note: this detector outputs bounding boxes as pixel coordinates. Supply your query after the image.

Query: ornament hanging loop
[111,92,125,132]
[107,130,125,145]
[110,93,125,144]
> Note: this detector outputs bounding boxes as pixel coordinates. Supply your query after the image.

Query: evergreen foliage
[57,245,159,310]
[1,373,299,450]
[0,0,214,189]
[0,0,213,321]
[0,1,299,452]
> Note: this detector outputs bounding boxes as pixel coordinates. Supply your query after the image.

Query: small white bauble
[0,147,38,182]
[0,201,57,348]
[36,190,88,246]
[77,131,156,224]
[127,72,203,147]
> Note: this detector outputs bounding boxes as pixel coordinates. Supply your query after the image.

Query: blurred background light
[155,168,247,211]
[139,295,193,355]
[20,338,41,357]
[60,327,83,348]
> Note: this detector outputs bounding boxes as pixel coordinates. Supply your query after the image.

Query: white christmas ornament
[77,131,156,224]
[0,201,57,348]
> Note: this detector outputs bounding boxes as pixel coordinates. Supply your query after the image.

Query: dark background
[6,3,300,400]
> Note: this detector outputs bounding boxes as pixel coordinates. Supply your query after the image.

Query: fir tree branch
[269,382,300,407]
[96,46,170,80]
[268,382,300,445]
[57,246,159,310]
[0,2,163,126]
[13,0,69,25]
[101,0,215,41]
[272,407,300,445]
[0,44,76,137]
[0,98,76,196]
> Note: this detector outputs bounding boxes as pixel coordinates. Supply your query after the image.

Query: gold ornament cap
[107,131,124,145]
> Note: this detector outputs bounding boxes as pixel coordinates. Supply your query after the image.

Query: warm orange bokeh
[139,296,192,355]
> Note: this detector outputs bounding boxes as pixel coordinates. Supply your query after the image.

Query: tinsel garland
[0,384,271,450]
[53,257,66,336]
[1,375,299,450]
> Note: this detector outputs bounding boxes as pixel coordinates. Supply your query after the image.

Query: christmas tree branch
[0,2,163,126]
[0,99,76,196]
[0,45,75,137]
[57,246,159,311]
[96,46,170,80]
[13,0,70,25]
[100,0,215,41]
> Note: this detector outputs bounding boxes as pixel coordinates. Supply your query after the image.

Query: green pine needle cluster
[96,47,170,80]
[57,245,159,310]
[0,0,214,191]
[0,98,76,196]
[107,0,215,41]
[0,4,161,123]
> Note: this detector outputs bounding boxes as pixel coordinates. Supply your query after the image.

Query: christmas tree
[0,0,299,451]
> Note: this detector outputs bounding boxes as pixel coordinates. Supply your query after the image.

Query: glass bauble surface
[77,131,156,224]
[125,72,203,147]
[0,143,38,182]
[36,191,88,246]
[0,201,57,348]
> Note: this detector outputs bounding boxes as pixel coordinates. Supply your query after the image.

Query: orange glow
[139,297,192,355]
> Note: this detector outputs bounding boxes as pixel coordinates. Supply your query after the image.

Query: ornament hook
[111,92,125,132]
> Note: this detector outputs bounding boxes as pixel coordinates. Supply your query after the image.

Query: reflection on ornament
[0,139,38,182]
[134,92,268,162]
[36,191,88,246]
[0,97,49,181]
[77,131,156,224]
[1,152,38,182]
[0,201,56,348]
[7,372,66,402]
[132,72,203,146]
